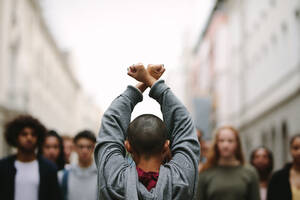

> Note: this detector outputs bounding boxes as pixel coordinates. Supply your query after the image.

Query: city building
[184,0,300,169]
[0,0,102,157]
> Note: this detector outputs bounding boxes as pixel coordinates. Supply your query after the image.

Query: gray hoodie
[94,80,200,200]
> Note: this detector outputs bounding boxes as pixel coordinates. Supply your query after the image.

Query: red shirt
[136,166,159,191]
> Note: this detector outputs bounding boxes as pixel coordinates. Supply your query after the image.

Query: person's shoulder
[240,164,260,181]
[91,162,98,173]
[0,155,16,175]
[242,164,257,174]
[199,167,218,178]
[38,156,58,171]
[270,163,291,181]
[0,155,16,166]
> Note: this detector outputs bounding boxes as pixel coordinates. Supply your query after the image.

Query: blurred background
[0,0,300,170]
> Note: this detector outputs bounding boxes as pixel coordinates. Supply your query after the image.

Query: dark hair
[290,134,300,147]
[250,146,274,178]
[4,115,47,148]
[127,114,168,157]
[74,130,96,144]
[39,130,66,170]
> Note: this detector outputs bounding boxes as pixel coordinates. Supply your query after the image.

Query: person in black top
[0,115,62,200]
[267,134,300,200]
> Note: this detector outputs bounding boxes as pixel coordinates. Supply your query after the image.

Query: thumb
[127,71,134,78]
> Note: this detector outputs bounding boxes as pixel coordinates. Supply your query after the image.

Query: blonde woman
[197,126,260,200]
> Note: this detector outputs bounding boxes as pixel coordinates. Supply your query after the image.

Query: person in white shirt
[59,130,97,200]
[0,115,62,200]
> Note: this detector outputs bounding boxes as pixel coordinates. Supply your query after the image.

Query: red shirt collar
[136,166,159,191]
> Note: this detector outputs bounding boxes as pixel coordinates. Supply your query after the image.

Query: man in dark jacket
[0,115,62,200]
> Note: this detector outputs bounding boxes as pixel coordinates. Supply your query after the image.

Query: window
[260,10,267,20]
[281,21,288,34]
[270,0,276,7]
[262,44,268,56]
[253,22,260,31]
[271,126,276,152]
[271,34,277,45]
[262,131,268,147]
[10,0,17,26]
[9,43,19,102]
[295,9,300,19]
[281,121,289,164]
[246,134,252,152]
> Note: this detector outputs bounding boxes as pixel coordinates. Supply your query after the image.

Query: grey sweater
[58,163,98,200]
[94,80,200,200]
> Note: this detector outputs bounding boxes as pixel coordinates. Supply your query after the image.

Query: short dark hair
[74,130,96,144]
[4,115,47,147]
[290,134,300,147]
[127,114,168,157]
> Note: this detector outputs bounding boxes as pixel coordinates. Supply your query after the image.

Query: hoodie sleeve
[94,85,143,200]
[149,80,200,199]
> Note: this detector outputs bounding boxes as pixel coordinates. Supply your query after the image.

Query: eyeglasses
[76,145,94,151]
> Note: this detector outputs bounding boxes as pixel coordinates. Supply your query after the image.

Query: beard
[18,143,37,154]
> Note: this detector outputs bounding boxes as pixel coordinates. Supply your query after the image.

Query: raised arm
[94,65,144,199]
[127,63,165,88]
[129,64,199,166]
[94,63,165,199]
[95,63,159,155]
[148,75,200,199]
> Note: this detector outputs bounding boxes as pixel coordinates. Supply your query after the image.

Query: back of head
[127,114,168,157]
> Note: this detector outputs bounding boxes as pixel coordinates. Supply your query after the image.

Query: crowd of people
[0,116,98,200]
[0,63,300,200]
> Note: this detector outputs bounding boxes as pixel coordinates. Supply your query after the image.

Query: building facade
[184,0,300,169]
[0,0,102,157]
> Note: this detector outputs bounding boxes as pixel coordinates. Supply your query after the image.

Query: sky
[41,0,215,119]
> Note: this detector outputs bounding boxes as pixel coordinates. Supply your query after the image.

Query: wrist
[136,82,147,93]
[145,76,156,88]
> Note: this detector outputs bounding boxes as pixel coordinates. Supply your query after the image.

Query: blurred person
[197,129,206,172]
[40,130,65,170]
[59,130,97,200]
[62,135,74,167]
[0,115,62,200]
[94,63,200,199]
[250,146,274,200]
[267,134,300,200]
[204,140,211,156]
[197,126,260,200]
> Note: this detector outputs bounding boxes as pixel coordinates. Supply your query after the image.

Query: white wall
[0,0,102,157]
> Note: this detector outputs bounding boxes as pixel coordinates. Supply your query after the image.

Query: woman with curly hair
[196,126,260,200]
[40,130,65,170]
[0,115,62,200]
